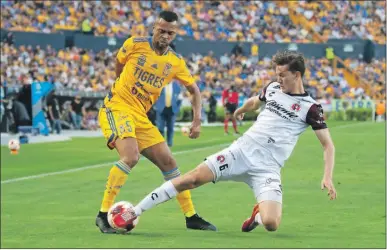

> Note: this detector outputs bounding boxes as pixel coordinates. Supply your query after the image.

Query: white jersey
[243,81,327,167]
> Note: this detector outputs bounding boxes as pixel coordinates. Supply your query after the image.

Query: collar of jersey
[148,37,170,56]
[286,91,309,97]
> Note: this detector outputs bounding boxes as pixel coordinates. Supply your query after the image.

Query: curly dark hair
[272,50,306,77]
[159,11,179,23]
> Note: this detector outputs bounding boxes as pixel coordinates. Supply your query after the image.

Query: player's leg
[140,137,216,231]
[133,163,214,215]
[230,108,239,134]
[224,109,230,135]
[257,200,282,231]
[122,141,249,230]
[111,162,216,229]
[242,168,283,232]
[96,107,140,233]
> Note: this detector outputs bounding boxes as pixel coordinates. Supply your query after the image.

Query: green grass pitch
[1,121,385,248]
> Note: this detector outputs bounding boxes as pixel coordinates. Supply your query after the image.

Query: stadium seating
[1,1,385,44]
[1,42,385,101]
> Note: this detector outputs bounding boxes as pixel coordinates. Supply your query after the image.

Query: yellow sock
[163,167,196,217]
[176,190,196,217]
[100,162,130,212]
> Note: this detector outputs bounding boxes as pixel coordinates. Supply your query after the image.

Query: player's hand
[234,109,244,120]
[189,119,201,139]
[321,176,337,200]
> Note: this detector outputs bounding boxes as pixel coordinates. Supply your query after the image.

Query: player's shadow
[119,232,167,237]
[270,233,296,239]
[216,231,296,239]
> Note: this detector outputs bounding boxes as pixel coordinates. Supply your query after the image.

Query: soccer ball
[8,139,20,154]
[181,126,190,136]
[107,201,139,233]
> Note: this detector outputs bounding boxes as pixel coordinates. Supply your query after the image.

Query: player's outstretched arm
[314,128,337,200]
[234,96,261,120]
[185,84,202,139]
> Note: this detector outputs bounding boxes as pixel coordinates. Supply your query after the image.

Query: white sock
[134,181,178,216]
[255,213,263,225]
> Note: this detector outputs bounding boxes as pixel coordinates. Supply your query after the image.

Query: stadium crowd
[1,42,385,102]
[1,1,385,44]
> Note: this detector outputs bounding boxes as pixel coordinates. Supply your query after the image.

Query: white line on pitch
[1,143,229,184]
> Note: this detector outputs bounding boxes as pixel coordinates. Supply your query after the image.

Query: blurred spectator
[3,32,14,45]
[207,92,217,123]
[375,100,386,122]
[47,89,62,134]
[82,109,99,130]
[0,82,5,123]
[9,97,31,133]
[70,95,86,129]
[231,41,244,57]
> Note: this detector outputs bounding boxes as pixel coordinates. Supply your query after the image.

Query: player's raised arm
[234,96,261,120]
[306,104,337,200]
[115,37,134,78]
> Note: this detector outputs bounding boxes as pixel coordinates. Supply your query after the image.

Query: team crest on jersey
[163,63,172,76]
[291,103,301,112]
[121,47,127,54]
[216,155,225,164]
[137,55,146,66]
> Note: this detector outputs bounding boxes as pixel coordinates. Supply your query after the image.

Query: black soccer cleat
[186,214,217,231]
[96,211,117,234]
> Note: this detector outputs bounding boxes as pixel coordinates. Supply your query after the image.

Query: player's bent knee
[120,154,140,168]
[261,216,280,232]
[263,220,279,232]
[161,155,177,169]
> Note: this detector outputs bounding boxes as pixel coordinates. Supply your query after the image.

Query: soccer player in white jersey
[113,50,337,232]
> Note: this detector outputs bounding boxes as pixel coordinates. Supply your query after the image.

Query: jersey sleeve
[175,59,195,87]
[306,104,328,130]
[258,82,274,102]
[116,37,135,64]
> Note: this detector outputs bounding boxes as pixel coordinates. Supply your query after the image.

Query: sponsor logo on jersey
[131,86,151,104]
[163,63,172,76]
[266,100,298,120]
[265,178,280,185]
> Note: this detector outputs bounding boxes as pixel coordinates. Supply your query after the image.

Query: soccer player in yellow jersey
[95,11,217,233]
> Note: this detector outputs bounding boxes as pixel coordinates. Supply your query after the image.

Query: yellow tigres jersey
[107,36,194,113]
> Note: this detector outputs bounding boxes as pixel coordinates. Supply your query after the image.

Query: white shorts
[204,137,283,204]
